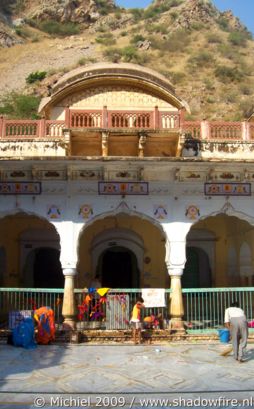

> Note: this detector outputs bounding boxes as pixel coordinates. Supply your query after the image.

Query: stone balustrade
[0,110,253,141]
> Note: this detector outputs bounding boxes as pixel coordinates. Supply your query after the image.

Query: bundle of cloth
[12,317,37,349]
[34,306,55,345]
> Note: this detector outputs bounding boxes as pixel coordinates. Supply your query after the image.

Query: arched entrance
[0,212,61,288]
[187,213,254,287]
[77,212,167,289]
[99,246,139,288]
[183,247,211,288]
[24,247,63,288]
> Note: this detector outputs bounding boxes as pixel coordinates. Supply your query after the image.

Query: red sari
[34,307,55,344]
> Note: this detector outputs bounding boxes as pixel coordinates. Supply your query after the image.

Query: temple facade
[1,62,254,328]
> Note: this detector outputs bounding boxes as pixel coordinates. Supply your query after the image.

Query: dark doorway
[34,248,64,288]
[182,247,211,288]
[100,246,139,288]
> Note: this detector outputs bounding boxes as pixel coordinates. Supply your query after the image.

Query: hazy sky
[115,0,254,34]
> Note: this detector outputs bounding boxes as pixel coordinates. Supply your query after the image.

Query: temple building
[1,62,254,329]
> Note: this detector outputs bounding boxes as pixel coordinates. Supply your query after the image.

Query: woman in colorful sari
[34,306,55,345]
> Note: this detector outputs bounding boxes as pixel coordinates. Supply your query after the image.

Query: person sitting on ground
[144,312,163,329]
[224,301,248,363]
[130,297,145,344]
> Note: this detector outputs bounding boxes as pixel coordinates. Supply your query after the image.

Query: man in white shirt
[224,301,248,362]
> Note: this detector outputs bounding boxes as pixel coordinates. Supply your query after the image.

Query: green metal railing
[182,287,254,332]
[0,288,64,328]
[1,287,254,332]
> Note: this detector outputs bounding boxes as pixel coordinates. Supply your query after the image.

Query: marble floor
[0,341,253,408]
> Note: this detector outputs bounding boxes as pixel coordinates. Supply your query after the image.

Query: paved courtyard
[0,341,254,408]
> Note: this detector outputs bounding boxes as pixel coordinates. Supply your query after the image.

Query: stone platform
[0,341,254,408]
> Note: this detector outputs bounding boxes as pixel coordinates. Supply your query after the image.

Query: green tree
[0,93,40,119]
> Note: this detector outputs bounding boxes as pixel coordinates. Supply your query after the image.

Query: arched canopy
[39,62,189,115]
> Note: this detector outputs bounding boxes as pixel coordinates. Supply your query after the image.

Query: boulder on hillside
[26,0,115,23]
[0,22,22,47]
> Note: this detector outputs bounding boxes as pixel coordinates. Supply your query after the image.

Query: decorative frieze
[32,169,66,180]
[204,183,251,196]
[0,182,41,195]
[98,181,149,195]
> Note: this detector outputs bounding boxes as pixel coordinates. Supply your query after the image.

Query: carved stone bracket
[102,132,109,157]
[138,133,147,158]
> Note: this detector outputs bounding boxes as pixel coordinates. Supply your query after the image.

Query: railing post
[242,121,250,141]
[0,116,3,138]
[0,117,6,138]
[39,118,46,137]
[102,106,108,128]
[65,107,70,128]
[154,106,159,130]
[179,108,185,128]
[200,119,208,139]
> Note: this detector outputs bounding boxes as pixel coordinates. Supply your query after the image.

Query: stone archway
[187,213,254,287]
[23,247,63,288]
[0,211,61,287]
[77,211,167,289]
[99,246,139,288]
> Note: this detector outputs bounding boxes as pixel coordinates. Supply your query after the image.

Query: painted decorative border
[98,182,149,195]
[0,182,41,195]
[204,183,251,196]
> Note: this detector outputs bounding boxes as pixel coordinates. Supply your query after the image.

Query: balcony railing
[0,109,253,141]
[1,287,254,333]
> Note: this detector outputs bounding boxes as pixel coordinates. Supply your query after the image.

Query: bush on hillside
[228,31,251,47]
[95,32,116,46]
[94,0,114,15]
[129,9,144,22]
[150,29,190,52]
[214,65,244,83]
[38,20,80,36]
[216,16,231,32]
[26,71,47,84]
[238,98,254,118]
[188,51,215,67]
[146,24,168,35]
[217,44,240,61]
[239,84,253,96]
[0,92,40,119]
[206,33,223,44]
[103,46,149,64]
[14,26,32,38]
[168,71,186,84]
[77,57,98,66]
[130,34,146,44]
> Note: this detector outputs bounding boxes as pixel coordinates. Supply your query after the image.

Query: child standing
[130,297,145,344]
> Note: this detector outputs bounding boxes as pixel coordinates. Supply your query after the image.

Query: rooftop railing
[0,109,253,141]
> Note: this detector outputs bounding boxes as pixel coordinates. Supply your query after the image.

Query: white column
[164,223,188,332]
[62,267,77,329]
[55,221,78,329]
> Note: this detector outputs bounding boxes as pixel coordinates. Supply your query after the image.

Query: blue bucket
[218,328,230,343]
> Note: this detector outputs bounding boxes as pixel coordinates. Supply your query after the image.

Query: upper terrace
[0,63,254,159]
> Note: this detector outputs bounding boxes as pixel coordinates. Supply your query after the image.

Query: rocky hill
[0,0,254,120]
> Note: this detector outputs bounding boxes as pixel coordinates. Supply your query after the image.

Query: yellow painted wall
[76,214,167,289]
[192,215,254,287]
[0,214,56,286]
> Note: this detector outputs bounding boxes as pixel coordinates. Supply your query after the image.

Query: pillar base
[169,318,186,333]
[62,317,76,331]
